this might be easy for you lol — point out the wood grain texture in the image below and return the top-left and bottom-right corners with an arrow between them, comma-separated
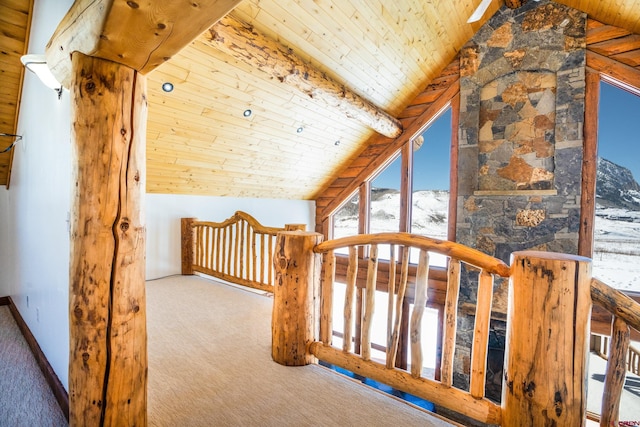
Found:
0,0 -> 32,187
503,251 -> 592,426
578,71 -> 599,257
309,342 -> 502,425
469,270 -> 493,399
45,0 -> 243,86
600,317 -> 630,427
69,53 -> 147,426
271,231 -> 323,366
181,218 -> 196,275
207,16 -> 402,138
315,232 -> 511,277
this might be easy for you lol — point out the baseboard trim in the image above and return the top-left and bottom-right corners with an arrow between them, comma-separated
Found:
6,297 -> 69,421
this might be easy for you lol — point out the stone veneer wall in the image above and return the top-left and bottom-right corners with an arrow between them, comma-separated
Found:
453,0 -> 586,403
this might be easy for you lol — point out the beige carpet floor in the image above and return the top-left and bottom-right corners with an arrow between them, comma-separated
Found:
146,275 -> 454,427
0,306 -> 67,426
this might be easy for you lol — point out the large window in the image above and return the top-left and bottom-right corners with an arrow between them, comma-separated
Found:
593,82 -> 640,293
410,107 -> 452,266
370,155 -> 402,234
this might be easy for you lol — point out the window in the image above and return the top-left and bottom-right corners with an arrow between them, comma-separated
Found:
592,82 -> 640,293
410,107 -> 452,267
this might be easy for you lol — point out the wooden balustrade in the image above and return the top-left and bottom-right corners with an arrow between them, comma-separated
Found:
589,278 -> 640,427
268,231 -> 640,426
181,212 -> 305,292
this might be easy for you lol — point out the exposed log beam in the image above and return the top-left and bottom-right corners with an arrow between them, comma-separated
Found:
206,16 -> 403,139
45,0 -> 243,87
318,78 -> 459,219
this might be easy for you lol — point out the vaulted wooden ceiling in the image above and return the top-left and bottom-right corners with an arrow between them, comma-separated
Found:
2,0 -> 640,198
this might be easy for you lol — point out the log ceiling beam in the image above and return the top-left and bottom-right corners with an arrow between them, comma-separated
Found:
45,0 -> 243,88
206,16 -> 403,139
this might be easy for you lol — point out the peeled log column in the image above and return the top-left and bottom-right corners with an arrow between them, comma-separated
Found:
69,53 -> 147,426
503,251 -> 592,426
207,16 -> 403,138
272,231 -> 323,366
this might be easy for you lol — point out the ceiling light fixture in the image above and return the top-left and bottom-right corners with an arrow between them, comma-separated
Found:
162,82 -> 174,92
334,140 -> 341,146
243,109 -> 252,117
296,127 -> 304,133
20,54 -> 63,99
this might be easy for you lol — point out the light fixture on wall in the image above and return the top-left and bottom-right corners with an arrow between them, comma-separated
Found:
20,54 -> 63,99
0,133 -> 23,153
467,0 -> 541,23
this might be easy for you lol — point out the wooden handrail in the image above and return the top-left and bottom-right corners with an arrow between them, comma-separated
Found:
314,233 -> 511,277
181,211 -> 305,292
591,278 -> 640,333
311,232 -> 504,424
271,231 -> 639,427
589,278 -> 640,427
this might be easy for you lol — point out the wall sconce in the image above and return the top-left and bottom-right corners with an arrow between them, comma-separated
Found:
1,133 -> 23,153
20,54 -> 63,99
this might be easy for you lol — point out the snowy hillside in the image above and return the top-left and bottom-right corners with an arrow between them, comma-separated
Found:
333,157 -> 640,292
593,158 -> 640,292
335,189 -> 449,239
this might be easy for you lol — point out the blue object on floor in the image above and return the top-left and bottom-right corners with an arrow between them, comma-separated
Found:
319,361 -> 436,412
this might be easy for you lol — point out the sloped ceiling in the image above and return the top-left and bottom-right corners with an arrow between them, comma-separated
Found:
0,0 -> 32,186
2,0 -> 640,199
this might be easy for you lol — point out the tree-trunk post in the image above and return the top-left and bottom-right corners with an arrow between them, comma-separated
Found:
69,52 -> 147,426
272,231 -> 323,366
181,218 -> 197,275
503,251 -> 592,426
284,224 -> 306,231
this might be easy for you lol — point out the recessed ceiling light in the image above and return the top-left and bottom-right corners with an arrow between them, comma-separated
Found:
243,109 -> 252,117
334,140 -> 341,146
161,82 -> 174,92
296,127 -> 304,133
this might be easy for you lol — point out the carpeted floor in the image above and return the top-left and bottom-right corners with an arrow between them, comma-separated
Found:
146,275 -> 454,426
0,306 -> 67,426
5,274 -> 637,425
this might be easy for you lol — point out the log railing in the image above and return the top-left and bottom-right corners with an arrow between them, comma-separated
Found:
271,231 -> 640,426
591,333 -> 640,377
590,278 -> 640,426
181,211 -> 305,292
310,233 -> 510,424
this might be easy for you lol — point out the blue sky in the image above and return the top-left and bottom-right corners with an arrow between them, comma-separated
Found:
373,108 -> 452,191
373,83 -> 640,191
599,82 -> 640,182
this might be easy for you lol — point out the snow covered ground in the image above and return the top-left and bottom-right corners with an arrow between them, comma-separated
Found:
593,207 -> 640,293
335,189 -> 640,293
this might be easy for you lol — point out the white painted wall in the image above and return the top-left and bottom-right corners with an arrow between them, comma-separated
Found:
146,194 -> 315,279
0,0 -> 316,392
0,0 -> 74,391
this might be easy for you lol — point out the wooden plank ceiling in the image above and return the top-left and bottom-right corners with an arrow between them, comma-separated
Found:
2,0 -> 640,198
0,0 -> 32,186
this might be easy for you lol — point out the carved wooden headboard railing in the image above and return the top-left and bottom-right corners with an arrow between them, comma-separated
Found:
181,211 -> 305,292
270,230 -> 640,426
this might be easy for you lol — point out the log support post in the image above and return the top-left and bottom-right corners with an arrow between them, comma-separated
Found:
503,251 -> 592,426
272,231 -> 323,366
284,224 -> 307,231
181,218 -> 197,275
69,52 -> 147,426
